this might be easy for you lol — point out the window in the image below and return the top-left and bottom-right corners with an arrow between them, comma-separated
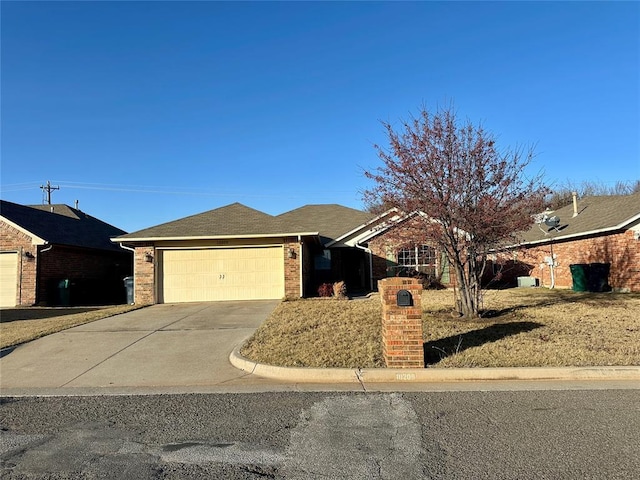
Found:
396,245 -> 437,276
314,249 -> 331,270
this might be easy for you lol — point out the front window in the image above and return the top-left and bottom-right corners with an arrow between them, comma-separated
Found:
396,245 -> 437,276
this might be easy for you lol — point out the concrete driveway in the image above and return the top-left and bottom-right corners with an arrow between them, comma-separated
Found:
0,301 -> 281,394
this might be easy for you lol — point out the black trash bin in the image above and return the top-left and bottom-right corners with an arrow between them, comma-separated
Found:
123,276 -> 134,304
588,263 -> 611,292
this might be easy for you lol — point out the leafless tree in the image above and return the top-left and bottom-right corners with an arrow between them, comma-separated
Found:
546,180 -> 640,210
365,104 -> 547,318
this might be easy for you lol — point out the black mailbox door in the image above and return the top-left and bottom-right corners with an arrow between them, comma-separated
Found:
397,289 -> 413,307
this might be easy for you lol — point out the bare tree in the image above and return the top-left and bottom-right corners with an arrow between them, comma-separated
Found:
365,105 -> 547,318
547,179 -> 640,210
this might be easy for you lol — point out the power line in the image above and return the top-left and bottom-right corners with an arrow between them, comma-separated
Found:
40,180 -> 60,205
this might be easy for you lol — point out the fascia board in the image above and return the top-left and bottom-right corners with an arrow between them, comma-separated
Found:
326,208 -> 401,247
501,213 -> 640,250
355,211 -> 422,244
111,232 -> 320,243
0,216 -> 47,245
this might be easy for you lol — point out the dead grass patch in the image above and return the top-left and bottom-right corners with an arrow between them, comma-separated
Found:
241,298 -> 384,368
241,289 -> 640,368
0,305 -> 143,349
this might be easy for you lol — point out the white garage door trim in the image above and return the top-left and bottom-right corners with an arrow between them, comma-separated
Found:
159,246 -> 285,303
0,251 -> 18,307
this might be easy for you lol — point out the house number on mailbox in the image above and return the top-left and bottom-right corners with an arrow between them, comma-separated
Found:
397,289 -> 413,307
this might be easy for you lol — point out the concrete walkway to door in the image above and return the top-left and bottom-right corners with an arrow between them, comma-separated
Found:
0,301 -> 284,395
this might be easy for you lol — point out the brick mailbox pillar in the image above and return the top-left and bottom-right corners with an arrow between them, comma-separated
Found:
379,277 -> 424,368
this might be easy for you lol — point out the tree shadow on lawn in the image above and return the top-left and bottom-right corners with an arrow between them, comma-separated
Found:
476,290 -> 637,318
0,307 -> 102,323
423,321 -> 543,366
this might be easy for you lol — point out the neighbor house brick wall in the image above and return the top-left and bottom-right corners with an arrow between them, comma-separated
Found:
134,245 -> 156,304
284,239 -> 301,299
37,245 -> 131,305
0,221 -> 37,305
379,277 -> 424,368
508,230 -> 640,292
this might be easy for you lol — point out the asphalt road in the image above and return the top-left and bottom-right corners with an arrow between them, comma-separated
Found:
1,389 -> 638,479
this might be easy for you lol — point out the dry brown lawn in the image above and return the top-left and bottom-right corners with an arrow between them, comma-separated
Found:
241,289 -> 640,368
0,305 -> 142,349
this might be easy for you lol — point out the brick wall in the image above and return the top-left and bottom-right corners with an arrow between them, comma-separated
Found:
133,245 -> 156,305
369,229 -> 452,288
498,230 -> 640,292
0,221 -> 37,305
379,277 -> 424,368
1,220 -> 132,305
284,239 -> 301,299
38,245 -> 131,305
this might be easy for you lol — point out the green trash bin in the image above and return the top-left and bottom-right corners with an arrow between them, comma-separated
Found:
569,264 -> 589,292
58,279 -> 71,306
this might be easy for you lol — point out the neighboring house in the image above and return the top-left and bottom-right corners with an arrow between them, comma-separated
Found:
488,193 -> 640,292
113,202 -> 454,305
0,200 -> 132,307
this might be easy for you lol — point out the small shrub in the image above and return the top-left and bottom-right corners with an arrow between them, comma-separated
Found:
333,281 -> 347,299
318,283 -> 334,297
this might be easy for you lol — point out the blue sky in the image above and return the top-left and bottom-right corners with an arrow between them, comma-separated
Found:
2,1 -> 638,233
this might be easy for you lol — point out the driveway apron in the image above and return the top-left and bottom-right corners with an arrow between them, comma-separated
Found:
0,301 -> 278,390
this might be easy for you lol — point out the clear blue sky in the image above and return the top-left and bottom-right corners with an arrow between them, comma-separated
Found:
2,1 -> 638,233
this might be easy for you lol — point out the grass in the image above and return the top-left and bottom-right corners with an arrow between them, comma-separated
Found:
241,289 -> 640,368
0,304 -> 143,349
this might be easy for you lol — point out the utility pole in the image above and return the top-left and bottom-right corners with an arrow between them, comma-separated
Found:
40,180 -> 60,205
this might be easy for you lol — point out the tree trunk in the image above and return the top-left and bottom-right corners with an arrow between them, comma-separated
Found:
451,254 -> 482,318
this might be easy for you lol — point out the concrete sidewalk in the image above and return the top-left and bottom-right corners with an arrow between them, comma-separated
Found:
1,300 -> 639,396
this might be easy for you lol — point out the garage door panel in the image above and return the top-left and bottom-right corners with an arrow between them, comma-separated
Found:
0,252 -> 18,307
160,247 -> 285,303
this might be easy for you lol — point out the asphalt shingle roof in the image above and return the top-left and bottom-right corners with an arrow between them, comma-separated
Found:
1,200 -> 127,251
116,202 -> 316,241
517,193 -> 640,245
276,204 -> 376,245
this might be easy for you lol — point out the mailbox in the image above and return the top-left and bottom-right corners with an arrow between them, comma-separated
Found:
396,289 -> 413,307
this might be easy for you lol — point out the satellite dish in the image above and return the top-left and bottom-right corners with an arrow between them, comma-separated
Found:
535,214 -> 561,235
544,216 -> 560,228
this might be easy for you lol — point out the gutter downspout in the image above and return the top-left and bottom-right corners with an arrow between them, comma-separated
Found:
118,243 -> 135,254
549,243 -> 556,289
355,241 -> 374,291
298,235 -> 303,298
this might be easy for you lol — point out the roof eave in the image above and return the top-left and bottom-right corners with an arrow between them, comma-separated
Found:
503,215 -> 640,249
0,216 -> 47,245
325,208 -> 400,247
112,232 -> 320,243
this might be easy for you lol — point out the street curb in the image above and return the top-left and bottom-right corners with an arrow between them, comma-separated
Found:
230,346 -> 640,383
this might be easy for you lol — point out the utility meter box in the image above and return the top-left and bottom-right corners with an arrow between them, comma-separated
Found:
396,289 -> 413,307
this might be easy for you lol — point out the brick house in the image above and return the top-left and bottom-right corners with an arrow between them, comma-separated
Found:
113,202 -> 454,305
0,200 -> 132,307
487,193 -> 640,292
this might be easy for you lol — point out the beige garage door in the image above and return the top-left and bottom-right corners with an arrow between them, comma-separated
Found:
159,246 -> 285,303
0,252 -> 18,307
